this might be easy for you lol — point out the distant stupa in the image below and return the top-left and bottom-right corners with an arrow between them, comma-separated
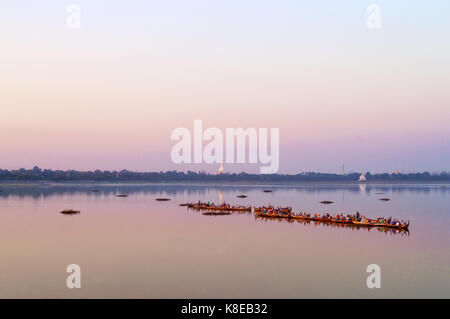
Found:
358,173 -> 367,183
217,162 -> 224,175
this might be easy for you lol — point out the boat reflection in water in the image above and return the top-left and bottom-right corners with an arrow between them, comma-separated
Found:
186,207 -> 252,216
202,210 -> 232,216
254,215 -> 410,236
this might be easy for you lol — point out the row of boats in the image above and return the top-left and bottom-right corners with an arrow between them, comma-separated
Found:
187,202 -> 410,230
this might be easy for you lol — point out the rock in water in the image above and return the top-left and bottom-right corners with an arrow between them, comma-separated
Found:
60,209 -> 80,215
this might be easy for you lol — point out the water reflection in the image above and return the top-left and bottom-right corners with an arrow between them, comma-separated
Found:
254,215 -> 410,236
0,182 -> 448,298
0,182 -> 448,199
359,183 -> 366,193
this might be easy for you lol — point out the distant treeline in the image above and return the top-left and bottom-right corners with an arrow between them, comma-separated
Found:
0,166 -> 449,182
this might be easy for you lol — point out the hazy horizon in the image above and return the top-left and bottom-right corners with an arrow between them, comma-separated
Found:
1,1 -> 449,174
1,165 -> 448,176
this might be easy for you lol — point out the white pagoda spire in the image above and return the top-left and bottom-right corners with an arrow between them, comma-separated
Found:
358,173 -> 366,182
217,162 -> 224,175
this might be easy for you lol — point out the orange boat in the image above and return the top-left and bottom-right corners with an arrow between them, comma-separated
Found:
291,215 -> 315,221
257,212 -> 409,230
254,206 -> 292,216
255,211 -> 290,218
372,222 -> 409,229
331,218 -> 354,224
352,219 -> 409,230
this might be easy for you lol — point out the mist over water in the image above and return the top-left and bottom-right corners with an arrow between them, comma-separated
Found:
0,183 -> 449,298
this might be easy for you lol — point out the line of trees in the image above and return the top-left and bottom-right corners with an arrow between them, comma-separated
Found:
0,166 -> 448,182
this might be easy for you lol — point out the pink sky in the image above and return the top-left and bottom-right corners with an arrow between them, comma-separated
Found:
1,1 -> 449,173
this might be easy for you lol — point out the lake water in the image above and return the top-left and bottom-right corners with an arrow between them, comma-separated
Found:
0,183 -> 449,298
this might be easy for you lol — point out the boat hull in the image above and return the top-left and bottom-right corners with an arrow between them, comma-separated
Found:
256,213 -> 409,230
352,221 -> 408,230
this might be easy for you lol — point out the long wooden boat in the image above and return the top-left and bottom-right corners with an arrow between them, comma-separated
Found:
314,217 -> 333,222
254,207 -> 292,213
256,212 -> 409,230
331,218 -> 354,224
352,220 -> 373,227
257,212 -> 343,223
255,211 -> 290,218
372,222 -> 409,229
190,205 -> 251,212
291,215 -> 315,221
352,220 -> 409,229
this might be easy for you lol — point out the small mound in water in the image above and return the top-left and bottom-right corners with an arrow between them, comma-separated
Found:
179,203 -> 189,206
116,194 -> 129,197
202,211 -> 231,216
91,189 -> 100,192
375,192 -> 384,194
60,209 -> 80,215
155,198 -> 170,201
320,201 -> 334,204
263,190 -> 272,193
237,195 -> 247,198
379,198 -> 391,201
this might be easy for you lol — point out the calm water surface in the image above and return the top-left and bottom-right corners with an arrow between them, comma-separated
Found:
0,183 -> 449,298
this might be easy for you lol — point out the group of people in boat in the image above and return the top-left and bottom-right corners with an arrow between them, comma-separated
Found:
359,216 -> 406,226
187,201 -> 409,228
351,211 -> 406,226
254,207 -> 409,228
255,205 -> 292,215
189,201 -> 250,210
